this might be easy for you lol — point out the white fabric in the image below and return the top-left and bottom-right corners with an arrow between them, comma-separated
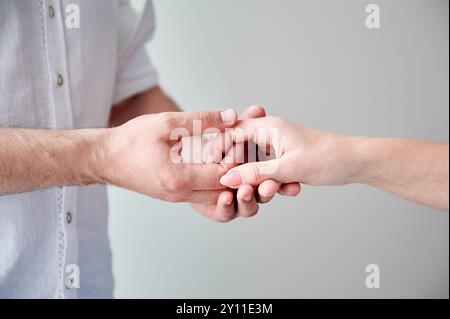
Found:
0,0 -> 158,298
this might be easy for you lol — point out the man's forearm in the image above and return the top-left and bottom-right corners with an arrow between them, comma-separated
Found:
350,137 -> 449,211
1,86 -> 180,196
0,128 -> 107,195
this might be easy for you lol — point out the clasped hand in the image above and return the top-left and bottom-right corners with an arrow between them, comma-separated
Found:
103,106 -> 301,222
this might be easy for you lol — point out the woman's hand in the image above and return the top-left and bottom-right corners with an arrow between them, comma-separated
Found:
218,116 -> 362,188
219,116 -> 449,212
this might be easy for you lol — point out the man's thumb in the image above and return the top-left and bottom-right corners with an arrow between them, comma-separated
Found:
173,109 -> 237,134
219,160 -> 279,188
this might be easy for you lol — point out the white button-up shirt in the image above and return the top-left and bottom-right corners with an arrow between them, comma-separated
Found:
0,0 -> 158,298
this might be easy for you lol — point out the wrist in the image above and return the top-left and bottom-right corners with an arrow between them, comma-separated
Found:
344,136 -> 381,185
71,128 -> 112,185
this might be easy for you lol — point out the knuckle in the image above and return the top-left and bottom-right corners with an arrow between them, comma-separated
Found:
157,113 -> 175,131
247,165 -> 262,185
214,209 -> 236,223
258,195 -> 273,204
241,205 -> 259,218
265,115 -> 283,126
161,192 -> 180,203
169,194 -> 184,203
169,179 -> 186,193
199,111 -> 215,128
160,175 -> 187,194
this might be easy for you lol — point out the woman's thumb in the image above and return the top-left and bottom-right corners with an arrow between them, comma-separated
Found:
219,160 -> 280,188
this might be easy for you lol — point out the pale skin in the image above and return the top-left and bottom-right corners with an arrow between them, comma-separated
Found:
111,88 -> 300,220
0,87 -> 299,222
219,116 -> 449,212
2,87 -> 446,213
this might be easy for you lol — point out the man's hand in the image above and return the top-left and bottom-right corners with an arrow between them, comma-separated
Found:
0,109 -> 238,204
102,110 -> 238,204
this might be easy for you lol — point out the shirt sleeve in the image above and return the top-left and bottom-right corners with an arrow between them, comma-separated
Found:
113,0 -> 158,104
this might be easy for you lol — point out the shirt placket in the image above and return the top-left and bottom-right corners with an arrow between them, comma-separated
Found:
44,0 -> 79,299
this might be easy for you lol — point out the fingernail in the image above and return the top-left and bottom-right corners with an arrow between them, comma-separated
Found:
220,109 -> 235,124
225,198 -> 233,206
243,193 -> 252,202
220,171 -> 242,187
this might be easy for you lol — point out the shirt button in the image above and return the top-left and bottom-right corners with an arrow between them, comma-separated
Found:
57,74 -> 64,86
49,6 -> 55,18
65,277 -> 75,289
66,211 -> 72,224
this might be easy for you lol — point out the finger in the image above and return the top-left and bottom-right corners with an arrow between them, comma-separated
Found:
204,131 -> 234,163
190,191 -> 237,222
256,179 -> 280,203
220,142 -> 247,167
236,185 -> 259,218
242,106 -> 269,160
279,182 -> 301,196
241,105 -> 266,119
213,191 -> 238,222
181,131 -> 234,164
200,105 -> 267,163
219,159 -> 280,188
184,162 -> 233,190
181,141 -> 242,190
168,109 -> 237,135
229,120 -> 275,150
220,143 -> 242,168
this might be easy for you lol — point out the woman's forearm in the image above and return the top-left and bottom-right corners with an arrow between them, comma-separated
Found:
349,137 -> 449,211
220,117 -> 448,212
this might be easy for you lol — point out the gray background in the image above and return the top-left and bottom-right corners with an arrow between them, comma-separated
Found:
108,0 -> 449,298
